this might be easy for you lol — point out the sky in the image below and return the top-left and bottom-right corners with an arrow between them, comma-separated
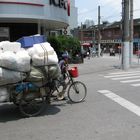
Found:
75,0 -> 140,25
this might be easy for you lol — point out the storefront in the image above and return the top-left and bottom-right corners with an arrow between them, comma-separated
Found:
0,0 -> 70,41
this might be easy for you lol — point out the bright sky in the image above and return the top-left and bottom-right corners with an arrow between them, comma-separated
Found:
75,0 -> 140,25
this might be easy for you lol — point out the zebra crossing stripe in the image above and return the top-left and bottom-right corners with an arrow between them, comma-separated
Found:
104,72 -> 140,78
108,71 -> 140,75
112,75 -> 140,80
121,79 -> 140,83
98,90 -> 140,117
131,83 -> 140,87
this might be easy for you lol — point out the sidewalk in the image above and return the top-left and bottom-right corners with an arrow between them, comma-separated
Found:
70,54 -> 140,75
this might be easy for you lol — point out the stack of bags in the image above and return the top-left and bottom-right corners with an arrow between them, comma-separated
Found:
26,42 -> 61,81
0,41 -> 61,102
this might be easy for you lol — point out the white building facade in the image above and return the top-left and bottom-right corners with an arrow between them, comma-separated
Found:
0,0 -> 71,41
67,0 -> 78,35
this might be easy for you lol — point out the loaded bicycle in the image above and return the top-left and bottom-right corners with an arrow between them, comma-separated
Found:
0,57 -> 87,117
0,40 -> 87,117
49,64 -> 87,103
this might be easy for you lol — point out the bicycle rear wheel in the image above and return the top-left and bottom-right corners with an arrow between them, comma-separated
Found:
67,81 -> 87,103
19,95 -> 46,117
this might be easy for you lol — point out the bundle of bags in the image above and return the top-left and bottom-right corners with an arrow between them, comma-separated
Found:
0,87 -> 9,102
0,40 -> 61,102
27,42 -> 58,66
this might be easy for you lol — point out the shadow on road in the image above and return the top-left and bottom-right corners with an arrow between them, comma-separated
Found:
0,102 -> 68,122
0,99 -> 75,122
0,104 -> 21,122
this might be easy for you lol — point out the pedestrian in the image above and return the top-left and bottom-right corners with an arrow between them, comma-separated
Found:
87,48 -> 91,59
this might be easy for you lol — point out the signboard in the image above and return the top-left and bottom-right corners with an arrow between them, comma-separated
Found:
50,0 -> 67,9
49,0 -> 70,16
101,39 -> 121,43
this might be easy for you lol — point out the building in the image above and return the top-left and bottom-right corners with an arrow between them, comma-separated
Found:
0,0 -> 75,41
68,0 -> 78,31
73,19 -> 140,53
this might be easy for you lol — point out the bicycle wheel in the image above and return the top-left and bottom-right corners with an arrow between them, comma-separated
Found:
67,81 -> 87,103
19,95 -> 46,117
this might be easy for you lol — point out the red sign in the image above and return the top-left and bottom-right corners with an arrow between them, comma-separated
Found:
67,0 -> 70,16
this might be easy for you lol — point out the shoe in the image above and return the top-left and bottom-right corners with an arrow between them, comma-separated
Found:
57,91 -> 66,100
57,94 -> 64,100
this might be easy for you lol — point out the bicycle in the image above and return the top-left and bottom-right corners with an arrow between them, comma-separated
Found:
50,63 -> 87,103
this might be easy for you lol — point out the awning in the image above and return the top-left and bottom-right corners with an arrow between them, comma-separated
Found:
81,43 -> 91,47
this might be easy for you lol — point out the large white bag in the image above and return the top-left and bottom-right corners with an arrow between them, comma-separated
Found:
16,50 -> 31,72
27,42 -> 53,57
0,67 -> 26,86
0,50 -> 31,72
32,51 -> 58,66
0,87 -> 9,102
27,42 -> 58,66
0,51 -> 17,70
0,41 -> 21,53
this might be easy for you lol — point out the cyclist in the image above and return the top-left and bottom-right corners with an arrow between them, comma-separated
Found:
55,52 -> 69,100
59,53 -> 69,77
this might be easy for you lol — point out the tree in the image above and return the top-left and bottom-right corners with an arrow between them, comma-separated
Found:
48,35 -> 81,58
47,36 -> 62,55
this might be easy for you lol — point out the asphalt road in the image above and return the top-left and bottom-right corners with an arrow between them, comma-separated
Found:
1,54 -> 140,140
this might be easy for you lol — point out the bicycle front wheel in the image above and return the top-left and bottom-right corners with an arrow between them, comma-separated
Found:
67,81 -> 87,103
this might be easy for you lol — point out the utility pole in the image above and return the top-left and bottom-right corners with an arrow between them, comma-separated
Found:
80,22 -> 84,55
121,0 -> 124,66
129,0 -> 133,66
93,27 -> 96,47
98,6 -> 101,57
122,0 -> 130,70
80,22 -> 83,44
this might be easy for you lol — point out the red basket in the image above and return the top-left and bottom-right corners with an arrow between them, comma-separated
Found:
68,67 -> 79,78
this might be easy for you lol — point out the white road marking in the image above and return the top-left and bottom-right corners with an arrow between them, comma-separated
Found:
104,72 -> 140,78
112,75 -> 140,80
121,79 -> 140,83
108,71 -> 140,75
131,83 -> 140,87
98,90 -> 140,117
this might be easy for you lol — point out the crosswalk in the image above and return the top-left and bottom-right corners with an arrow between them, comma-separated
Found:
98,90 -> 140,117
104,70 -> 140,87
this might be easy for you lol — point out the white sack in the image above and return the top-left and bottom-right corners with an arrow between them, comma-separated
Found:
27,42 -> 53,57
0,67 -> 26,86
32,51 -> 58,66
0,51 -> 17,70
16,50 -> 31,72
27,42 -> 58,66
0,41 -> 21,53
0,87 -> 9,102
0,51 -> 31,72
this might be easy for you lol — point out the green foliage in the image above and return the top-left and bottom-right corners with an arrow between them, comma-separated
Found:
48,35 -> 81,57
47,36 -> 62,55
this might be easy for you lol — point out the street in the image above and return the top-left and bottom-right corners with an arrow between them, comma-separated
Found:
1,54 -> 140,140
